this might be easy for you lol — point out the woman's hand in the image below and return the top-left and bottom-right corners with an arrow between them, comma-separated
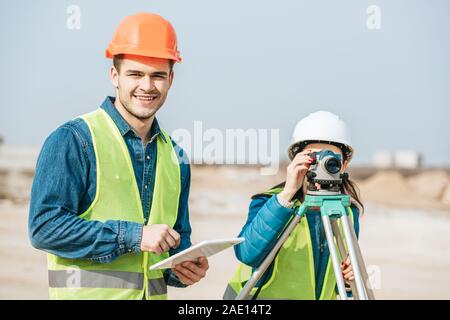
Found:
341,256 -> 355,284
278,149 -> 313,202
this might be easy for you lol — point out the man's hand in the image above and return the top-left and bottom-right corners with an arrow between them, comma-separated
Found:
172,256 -> 209,286
140,224 -> 180,255
341,256 -> 354,284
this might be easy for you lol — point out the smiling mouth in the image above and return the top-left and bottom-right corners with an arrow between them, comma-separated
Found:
133,94 -> 159,102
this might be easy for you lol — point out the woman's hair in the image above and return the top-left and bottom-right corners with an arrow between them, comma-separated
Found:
252,178 -> 364,216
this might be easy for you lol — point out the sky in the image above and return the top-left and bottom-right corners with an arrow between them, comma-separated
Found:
0,0 -> 449,166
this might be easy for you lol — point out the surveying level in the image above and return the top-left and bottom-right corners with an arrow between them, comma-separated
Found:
236,150 -> 375,300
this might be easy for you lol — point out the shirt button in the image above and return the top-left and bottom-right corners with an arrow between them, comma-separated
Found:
144,185 -> 148,189
146,155 -> 150,160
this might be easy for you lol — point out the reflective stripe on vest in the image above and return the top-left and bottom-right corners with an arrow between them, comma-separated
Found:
47,108 -> 181,300
48,269 -> 167,296
224,188 -> 353,300
48,270 -> 144,290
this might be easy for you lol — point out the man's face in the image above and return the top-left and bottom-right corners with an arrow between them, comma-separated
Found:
110,54 -> 174,120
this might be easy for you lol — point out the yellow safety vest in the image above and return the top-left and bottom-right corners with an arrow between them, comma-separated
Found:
224,188 -> 354,300
47,108 -> 181,300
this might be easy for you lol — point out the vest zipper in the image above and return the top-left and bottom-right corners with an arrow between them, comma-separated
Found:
141,142 -> 148,225
141,141 -> 149,299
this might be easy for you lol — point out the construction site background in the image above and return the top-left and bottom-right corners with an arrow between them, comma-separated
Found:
1,146 -> 450,299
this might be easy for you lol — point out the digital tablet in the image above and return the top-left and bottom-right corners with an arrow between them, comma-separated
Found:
149,237 -> 245,270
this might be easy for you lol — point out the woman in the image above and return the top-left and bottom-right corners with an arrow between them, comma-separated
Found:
224,111 -> 363,300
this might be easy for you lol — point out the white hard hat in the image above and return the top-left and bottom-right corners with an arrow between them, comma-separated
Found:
287,111 -> 354,162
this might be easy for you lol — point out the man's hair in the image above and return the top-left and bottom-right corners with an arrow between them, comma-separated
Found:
113,54 -> 174,74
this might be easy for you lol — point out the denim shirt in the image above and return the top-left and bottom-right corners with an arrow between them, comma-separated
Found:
28,96 -> 191,287
234,194 -> 360,299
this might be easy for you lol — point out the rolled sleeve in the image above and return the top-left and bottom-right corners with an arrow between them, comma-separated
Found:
119,221 -> 143,254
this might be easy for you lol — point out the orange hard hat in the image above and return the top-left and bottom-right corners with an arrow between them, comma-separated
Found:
105,12 -> 182,63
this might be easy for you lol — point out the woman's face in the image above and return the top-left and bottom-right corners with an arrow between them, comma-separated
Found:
302,142 -> 349,171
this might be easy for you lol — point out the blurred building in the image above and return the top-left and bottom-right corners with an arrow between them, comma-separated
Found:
394,150 -> 423,169
373,151 -> 394,168
373,150 -> 422,169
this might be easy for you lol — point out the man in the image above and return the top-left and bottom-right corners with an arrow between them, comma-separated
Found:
28,12 -> 209,300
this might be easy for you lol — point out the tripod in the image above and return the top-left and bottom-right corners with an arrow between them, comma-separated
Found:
235,193 -> 375,300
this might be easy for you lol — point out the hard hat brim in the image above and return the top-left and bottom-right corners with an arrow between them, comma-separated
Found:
105,46 -> 182,63
288,140 -> 354,162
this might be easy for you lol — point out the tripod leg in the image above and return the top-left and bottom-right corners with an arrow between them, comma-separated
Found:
321,215 -> 348,300
348,221 -> 376,300
330,218 -> 359,300
339,214 -> 368,300
235,214 -> 303,300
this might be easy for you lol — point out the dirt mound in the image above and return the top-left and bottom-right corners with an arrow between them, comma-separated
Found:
442,185 -> 450,206
358,171 -> 447,210
406,171 -> 449,200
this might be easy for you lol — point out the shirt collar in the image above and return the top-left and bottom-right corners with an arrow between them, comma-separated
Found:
100,96 -> 167,143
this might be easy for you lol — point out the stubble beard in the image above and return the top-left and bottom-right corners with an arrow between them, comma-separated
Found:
118,91 -> 166,121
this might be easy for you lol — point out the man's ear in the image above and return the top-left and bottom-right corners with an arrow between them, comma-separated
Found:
110,66 -> 119,89
169,70 -> 174,87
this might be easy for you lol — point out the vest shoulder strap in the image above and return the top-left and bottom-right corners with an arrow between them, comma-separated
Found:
261,187 -> 283,196
262,187 -> 302,208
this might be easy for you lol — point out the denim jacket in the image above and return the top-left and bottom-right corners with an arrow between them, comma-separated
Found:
234,194 -> 360,299
29,96 -> 191,287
